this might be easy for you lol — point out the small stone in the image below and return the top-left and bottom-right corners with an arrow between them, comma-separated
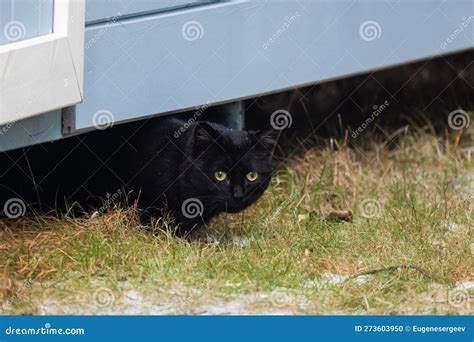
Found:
355,275 -> 374,285
456,280 -> 474,290
431,239 -> 446,248
322,272 -> 348,284
441,221 -> 464,232
232,236 -> 254,247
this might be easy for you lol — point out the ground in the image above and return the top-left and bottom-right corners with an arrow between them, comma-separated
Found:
0,126 -> 473,315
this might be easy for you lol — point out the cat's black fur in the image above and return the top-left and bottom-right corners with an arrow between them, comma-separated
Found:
127,118 -> 276,233
0,117 -> 276,234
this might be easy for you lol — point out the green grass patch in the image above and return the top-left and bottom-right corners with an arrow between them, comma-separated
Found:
1,130 -> 472,314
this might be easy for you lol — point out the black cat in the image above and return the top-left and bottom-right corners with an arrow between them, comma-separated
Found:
0,117 -> 276,235
125,118 -> 276,233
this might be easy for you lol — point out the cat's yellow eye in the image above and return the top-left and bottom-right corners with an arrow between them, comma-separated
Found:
246,171 -> 258,182
214,170 -> 227,182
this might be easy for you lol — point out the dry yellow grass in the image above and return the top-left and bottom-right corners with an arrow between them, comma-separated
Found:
0,127 -> 473,315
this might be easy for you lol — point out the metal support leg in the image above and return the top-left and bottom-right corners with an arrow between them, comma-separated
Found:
222,101 -> 245,130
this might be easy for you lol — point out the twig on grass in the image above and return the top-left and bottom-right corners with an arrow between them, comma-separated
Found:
346,264 -> 434,282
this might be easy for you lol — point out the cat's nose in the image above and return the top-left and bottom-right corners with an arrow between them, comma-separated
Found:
233,185 -> 244,200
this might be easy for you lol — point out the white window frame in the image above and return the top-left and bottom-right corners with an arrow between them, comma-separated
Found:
0,0 -> 85,125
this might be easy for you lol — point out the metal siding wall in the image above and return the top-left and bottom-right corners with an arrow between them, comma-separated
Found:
1,0 -> 473,152
0,0 -> 54,45
75,0 -> 474,131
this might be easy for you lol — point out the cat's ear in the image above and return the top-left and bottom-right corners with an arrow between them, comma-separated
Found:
193,122 -> 220,153
254,129 -> 278,151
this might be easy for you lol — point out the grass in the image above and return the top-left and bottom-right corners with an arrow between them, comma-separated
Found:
0,126 -> 473,315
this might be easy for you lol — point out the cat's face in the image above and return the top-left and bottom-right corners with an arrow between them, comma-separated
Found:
181,122 -> 276,214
